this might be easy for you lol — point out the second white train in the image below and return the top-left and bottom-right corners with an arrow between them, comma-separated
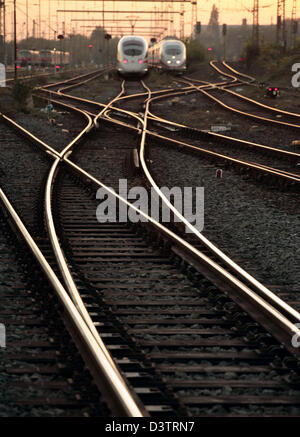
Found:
148,39 -> 186,73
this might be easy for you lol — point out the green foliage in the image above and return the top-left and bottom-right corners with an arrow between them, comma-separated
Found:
186,40 -> 207,64
242,40 -> 300,84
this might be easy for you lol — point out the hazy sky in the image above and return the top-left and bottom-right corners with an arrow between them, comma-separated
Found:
5,1 -> 299,40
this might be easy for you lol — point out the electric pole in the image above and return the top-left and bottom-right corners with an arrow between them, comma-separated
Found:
26,0 -> 28,39
14,0 -> 17,79
180,2 -> 184,39
0,0 -> 5,63
253,0 -> 259,47
277,0 -> 286,50
291,0 -> 297,48
191,0 -> 197,38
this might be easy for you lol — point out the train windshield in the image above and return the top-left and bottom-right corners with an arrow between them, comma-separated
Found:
123,44 -> 143,56
165,46 -> 182,55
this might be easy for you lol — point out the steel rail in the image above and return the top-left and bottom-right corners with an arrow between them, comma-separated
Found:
146,112 -> 300,162
63,155 -> 300,354
99,98 -> 300,182
187,75 -> 300,119
2,86 -> 300,398
0,185 -> 144,417
2,74 -> 146,414
42,106 -> 146,416
222,60 -> 256,82
43,76 -> 300,332
210,59 -> 255,84
179,78 -> 300,129
1,68 -> 81,87
221,86 -> 300,119
94,80 -> 126,128
136,80 -> 300,326
36,77 -> 300,339
39,79 -> 300,169
145,130 -> 300,182
1,105 -> 145,414
37,82 -> 300,177
102,110 -> 300,182
56,68 -> 113,94
38,68 -> 106,91
39,83 -> 142,127
113,84 -> 300,175
115,76 -> 239,104
50,80 -> 299,182
189,63 -> 300,120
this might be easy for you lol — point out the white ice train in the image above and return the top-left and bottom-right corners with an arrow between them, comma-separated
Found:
148,39 -> 186,73
117,36 -> 148,76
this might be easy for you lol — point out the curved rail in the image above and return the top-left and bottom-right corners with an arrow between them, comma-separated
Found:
41,98 -> 145,416
2,69 -> 300,414
35,74 -> 300,356
221,60 -> 256,82
179,78 -> 300,129
210,59 -> 255,83
38,74 -> 300,175
0,185 -> 144,417
191,62 -> 300,120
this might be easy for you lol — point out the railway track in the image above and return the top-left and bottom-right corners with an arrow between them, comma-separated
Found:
0,67 -> 300,417
183,61 -> 300,129
37,72 -> 300,189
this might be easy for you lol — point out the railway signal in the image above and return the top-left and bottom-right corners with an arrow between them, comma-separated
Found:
266,86 -> 279,97
57,35 -> 64,69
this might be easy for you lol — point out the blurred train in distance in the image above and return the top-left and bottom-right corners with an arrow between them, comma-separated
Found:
39,50 -> 70,67
148,39 -> 186,74
17,49 -> 40,67
117,36 -> 148,76
16,49 -> 70,67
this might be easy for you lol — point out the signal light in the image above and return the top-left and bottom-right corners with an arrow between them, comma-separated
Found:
55,65 -> 60,69
266,86 -> 279,97
16,65 -> 20,69
123,59 -> 128,64
138,59 -> 143,64
88,44 -> 93,48
208,47 -> 212,51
